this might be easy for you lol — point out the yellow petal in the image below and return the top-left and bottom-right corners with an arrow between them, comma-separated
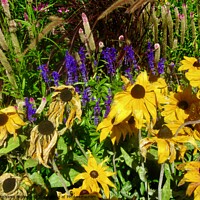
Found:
157,139 -> 170,164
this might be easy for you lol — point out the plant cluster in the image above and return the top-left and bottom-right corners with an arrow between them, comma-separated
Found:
0,0 -> 200,200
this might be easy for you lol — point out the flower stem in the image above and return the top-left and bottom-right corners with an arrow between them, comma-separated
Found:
51,159 -> 71,196
75,136 -> 88,158
158,163 -> 165,200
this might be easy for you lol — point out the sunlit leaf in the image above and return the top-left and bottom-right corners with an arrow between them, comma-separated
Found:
49,173 -> 70,188
24,158 -> 39,169
120,147 -> 133,168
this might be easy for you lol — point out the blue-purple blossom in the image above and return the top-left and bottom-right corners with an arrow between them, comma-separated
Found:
78,47 -> 88,83
124,67 -> 133,83
157,58 -> 165,74
102,47 -> 117,76
52,71 -> 59,86
25,97 -> 36,122
147,42 -> 155,74
104,89 -> 112,118
124,45 -> 138,69
38,64 -> 49,83
82,87 -> 91,106
65,51 -> 78,85
94,98 -> 101,125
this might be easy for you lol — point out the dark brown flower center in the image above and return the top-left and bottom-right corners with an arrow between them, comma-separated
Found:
2,178 -> 16,193
80,190 -> 89,195
0,113 -> 8,126
193,61 -> 200,68
90,170 -> 99,178
60,88 -> 73,102
128,116 -> 135,124
177,100 -> 189,110
131,84 -> 145,99
111,117 -> 115,124
157,125 -> 173,139
38,120 -> 55,135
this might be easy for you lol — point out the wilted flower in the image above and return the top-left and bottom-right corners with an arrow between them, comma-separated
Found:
28,119 -> 58,168
0,106 -> 25,146
48,85 -> 82,129
0,173 -> 29,197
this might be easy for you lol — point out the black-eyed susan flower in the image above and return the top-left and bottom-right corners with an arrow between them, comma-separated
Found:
28,119 -> 58,168
177,161 -> 200,200
48,85 -> 82,129
69,185 -> 101,198
161,86 -> 199,122
112,71 -> 157,129
97,113 -> 138,144
178,56 -> 200,71
0,173 -> 28,197
73,152 -> 116,198
140,125 -> 198,164
0,106 -> 25,146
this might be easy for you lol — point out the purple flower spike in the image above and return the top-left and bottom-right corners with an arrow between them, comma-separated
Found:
65,51 -> 78,85
94,98 -> 101,125
38,64 -> 49,83
147,42 -> 155,74
124,45 -> 138,69
158,58 -> 165,74
102,47 -> 117,76
25,97 -> 36,122
104,89 -> 112,118
82,87 -> 91,106
52,71 -> 59,86
78,47 -> 88,83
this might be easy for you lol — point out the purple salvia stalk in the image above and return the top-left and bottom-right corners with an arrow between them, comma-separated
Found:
78,47 -> 88,83
104,89 -> 112,118
82,87 -> 91,106
52,71 -> 59,86
25,97 -> 36,122
147,42 -> 155,74
65,51 -> 78,85
94,98 -> 101,125
38,64 -> 49,83
124,45 -> 137,69
157,58 -> 165,74
102,47 -> 117,76
124,67 -> 133,83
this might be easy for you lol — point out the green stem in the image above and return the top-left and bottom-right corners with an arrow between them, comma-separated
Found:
158,163 -> 165,200
75,137 -> 88,159
51,159 -> 71,196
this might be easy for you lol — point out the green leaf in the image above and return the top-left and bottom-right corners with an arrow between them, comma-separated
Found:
162,177 -> 172,200
0,135 -> 27,156
29,172 -> 47,190
136,166 -> 147,182
120,147 -> 133,168
57,136 -> 67,155
24,158 -> 38,169
49,173 -> 70,188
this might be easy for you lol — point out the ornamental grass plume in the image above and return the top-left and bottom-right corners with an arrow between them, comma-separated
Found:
73,151 -> 116,198
0,106 -> 25,146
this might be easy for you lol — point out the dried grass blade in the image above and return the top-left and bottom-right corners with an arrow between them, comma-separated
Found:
0,28 -> 8,51
23,16 -> 65,55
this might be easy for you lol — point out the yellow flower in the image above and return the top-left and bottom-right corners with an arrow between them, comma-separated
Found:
70,185 -> 101,198
73,152 -> 116,198
28,119 -> 58,168
177,161 -> 200,200
97,113 -> 138,144
178,56 -> 200,71
161,86 -> 199,122
48,85 -> 82,129
0,106 -> 25,146
0,173 -> 28,197
185,69 -> 200,98
112,71 -> 157,129
140,125 -> 198,164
